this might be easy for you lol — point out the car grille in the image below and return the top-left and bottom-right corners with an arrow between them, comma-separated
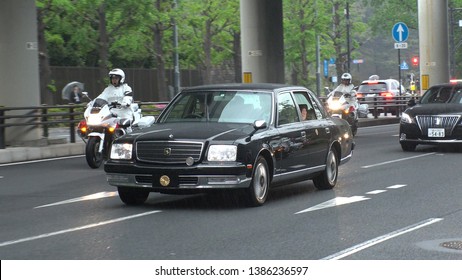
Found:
416,115 -> 461,135
136,141 -> 204,164
135,175 -> 199,185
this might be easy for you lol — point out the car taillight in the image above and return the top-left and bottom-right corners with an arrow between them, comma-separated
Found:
356,93 -> 364,98
380,91 -> 394,99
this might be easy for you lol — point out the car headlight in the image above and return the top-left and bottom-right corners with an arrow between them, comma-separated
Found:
400,112 -> 413,124
207,145 -> 237,161
110,143 -> 133,160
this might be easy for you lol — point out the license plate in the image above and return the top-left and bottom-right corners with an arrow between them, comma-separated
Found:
428,128 -> 445,137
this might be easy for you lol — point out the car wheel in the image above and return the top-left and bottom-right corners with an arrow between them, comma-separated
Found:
118,187 -> 149,205
245,156 -> 269,206
401,142 -> 417,152
313,147 -> 338,190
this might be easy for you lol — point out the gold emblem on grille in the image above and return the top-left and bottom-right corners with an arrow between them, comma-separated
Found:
160,175 -> 170,187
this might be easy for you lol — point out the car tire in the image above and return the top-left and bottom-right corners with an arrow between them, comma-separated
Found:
85,137 -> 103,169
313,147 -> 338,190
118,187 -> 149,205
245,156 -> 269,207
400,142 -> 417,152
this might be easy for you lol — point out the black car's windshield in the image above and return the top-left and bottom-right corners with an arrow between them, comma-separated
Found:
420,86 -> 462,104
159,90 -> 272,124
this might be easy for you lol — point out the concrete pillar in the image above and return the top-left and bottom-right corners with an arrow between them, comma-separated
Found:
240,0 -> 284,83
0,0 -> 41,144
418,0 -> 450,90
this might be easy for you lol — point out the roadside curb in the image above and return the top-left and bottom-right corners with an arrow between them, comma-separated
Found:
0,142 -> 85,164
359,117 -> 400,127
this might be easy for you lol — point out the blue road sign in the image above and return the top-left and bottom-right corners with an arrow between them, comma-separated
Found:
392,22 -> 409,42
323,59 -> 328,77
400,60 -> 409,70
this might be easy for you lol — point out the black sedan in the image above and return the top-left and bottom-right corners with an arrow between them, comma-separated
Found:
105,83 -> 355,206
399,82 -> 462,151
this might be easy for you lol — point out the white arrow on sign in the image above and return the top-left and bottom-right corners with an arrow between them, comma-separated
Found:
294,196 -> 370,214
396,24 -> 405,42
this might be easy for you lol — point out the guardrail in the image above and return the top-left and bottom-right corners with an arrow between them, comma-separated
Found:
0,96 -> 419,149
0,102 -> 168,149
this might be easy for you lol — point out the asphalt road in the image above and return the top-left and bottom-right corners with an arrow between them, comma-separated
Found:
1,124 -> 461,260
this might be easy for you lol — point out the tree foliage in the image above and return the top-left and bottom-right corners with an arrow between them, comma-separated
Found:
37,0 -> 462,99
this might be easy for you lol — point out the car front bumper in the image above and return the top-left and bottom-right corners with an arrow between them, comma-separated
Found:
399,122 -> 462,144
105,162 -> 251,191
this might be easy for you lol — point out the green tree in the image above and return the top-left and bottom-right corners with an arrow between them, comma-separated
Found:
178,0 -> 240,84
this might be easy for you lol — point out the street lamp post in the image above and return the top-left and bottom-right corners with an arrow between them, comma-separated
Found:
172,0 -> 180,97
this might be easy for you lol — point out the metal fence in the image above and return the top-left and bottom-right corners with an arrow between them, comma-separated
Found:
319,95 -> 419,118
0,102 -> 168,149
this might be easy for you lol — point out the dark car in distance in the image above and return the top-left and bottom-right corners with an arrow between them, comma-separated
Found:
399,82 -> 462,151
104,83 -> 355,206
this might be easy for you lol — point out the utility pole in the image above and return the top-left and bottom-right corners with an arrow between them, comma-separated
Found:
172,0 -> 181,97
346,1 -> 351,73
315,0 -> 321,96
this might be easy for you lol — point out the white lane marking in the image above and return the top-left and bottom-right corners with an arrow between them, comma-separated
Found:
387,184 -> 407,189
0,155 -> 84,167
321,218 -> 444,260
361,153 -> 436,169
366,190 -> 387,194
0,175 -> 3,179
295,196 -> 370,214
296,184 -> 407,214
35,191 -> 118,209
0,210 -> 162,247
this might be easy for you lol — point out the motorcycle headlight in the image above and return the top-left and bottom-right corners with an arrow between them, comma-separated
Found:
87,114 -> 102,125
400,112 -> 413,124
329,101 -> 342,111
207,145 -> 237,161
110,143 -> 133,160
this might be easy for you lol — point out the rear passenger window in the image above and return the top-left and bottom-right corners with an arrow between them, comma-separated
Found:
277,92 -> 299,125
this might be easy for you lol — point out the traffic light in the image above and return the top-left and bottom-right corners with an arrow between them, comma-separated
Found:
411,56 -> 419,66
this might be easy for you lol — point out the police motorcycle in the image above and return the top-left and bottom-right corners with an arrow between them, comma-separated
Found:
77,92 -> 155,168
326,89 -> 359,136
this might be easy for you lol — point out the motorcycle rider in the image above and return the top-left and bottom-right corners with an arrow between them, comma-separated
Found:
329,72 -> 358,108
96,68 -> 134,120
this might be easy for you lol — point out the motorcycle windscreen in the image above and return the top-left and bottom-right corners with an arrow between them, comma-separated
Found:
92,98 -> 109,108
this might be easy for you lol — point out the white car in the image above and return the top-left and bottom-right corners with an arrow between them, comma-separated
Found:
356,79 -> 408,117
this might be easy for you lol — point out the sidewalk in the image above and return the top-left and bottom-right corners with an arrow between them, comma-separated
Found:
0,116 -> 400,165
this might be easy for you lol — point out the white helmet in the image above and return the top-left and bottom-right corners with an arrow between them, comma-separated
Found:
341,72 -> 352,80
108,68 -> 125,85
